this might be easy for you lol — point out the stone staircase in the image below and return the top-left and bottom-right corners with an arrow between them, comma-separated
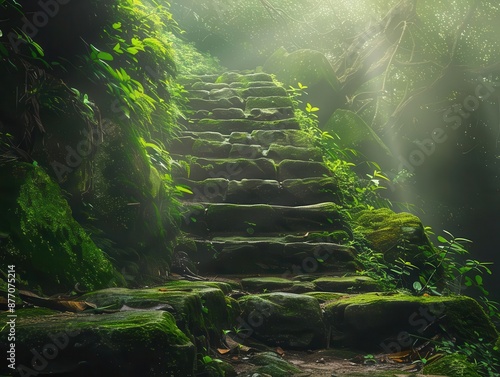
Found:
3,71 -> 493,377
173,71 -> 359,278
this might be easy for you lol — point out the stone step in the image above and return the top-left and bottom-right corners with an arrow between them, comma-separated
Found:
187,239 -> 357,274
187,86 -> 287,101
172,157 -> 277,181
171,138 -> 321,161
172,157 -> 331,181
229,80 -> 276,88
187,97 -> 244,111
216,71 -> 274,84
181,202 -> 344,236
239,276 -> 380,294
176,177 -> 341,205
245,96 -> 294,111
180,129 -> 312,148
184,118 -> 300,133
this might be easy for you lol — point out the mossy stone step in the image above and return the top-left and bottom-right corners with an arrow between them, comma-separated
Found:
80,281 -> 236,342
174,140 -> 321,162
246,96 -> 294,110
229,80 -> 276,88
188,239 -> 356,274
181,131 -> 226,142
173,158 -> 329,183
211,107 -> 247,119
281,178 -> 341,205
237,292 -> 327,349
0,309 -> 195,377
182,202 -> 344,235
188,98 -> 244,111
312,276 -> 381,293
216,71 -> 274,83
249,129 -> 312,147
226,179 -> 281,203
266,144 -> 323,161
249,107 -> 295,120
191,82 -> 228,90
172,157 -> 277,181
185,118 -> 300,133
176,177 -> 341,205
278,159 -> 332,180
187,89 -> 210,99
323,292 -> 498,351
240,86 -> 288,98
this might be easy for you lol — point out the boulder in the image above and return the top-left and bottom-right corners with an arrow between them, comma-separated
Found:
323,292 -> 498,351
0,309 -> 196,377
238,292 -> 326,349
0,163 -> 121,293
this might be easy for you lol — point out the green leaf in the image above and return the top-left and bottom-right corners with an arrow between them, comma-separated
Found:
175,185 -> 193,195
126,47 -> 139,55
475,275 -> 483,285
437,235 -> 448,243
112,22 -> 122,30
97,51 -> 114,61
413,281 -> 423,292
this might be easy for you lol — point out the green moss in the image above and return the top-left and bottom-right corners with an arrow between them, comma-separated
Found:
248,352 -> 302,376
241,277 -> 294,292
246,96 -> 294,110
353,208 -> 435,265
423,354 -> 481,377
303,292 -> 343,303
81,281 -> 238,347
313,276 -> 381,293
0,309 -> 196,376
216,72 -> 273,84
196,118 -> 299,133
324,293 -> 498,344
0,163 -> 121,292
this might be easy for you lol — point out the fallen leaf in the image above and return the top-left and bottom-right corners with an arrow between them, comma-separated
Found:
276,347 -> 285,356
217,348 -> 231,355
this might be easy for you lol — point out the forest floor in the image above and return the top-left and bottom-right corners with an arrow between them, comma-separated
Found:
228,347 -> 424,376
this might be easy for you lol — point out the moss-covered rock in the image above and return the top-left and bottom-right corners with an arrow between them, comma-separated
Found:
245,96 -> 294,110
81,280 -> 238,346
423,354 -> 481,377
241,86 -> 288,98
277,160 -> 332,180
238,292 -> 326,349
241,277 -> 295,292
313,276 -> 381,293
192,118 -> 300,133
251,129 -> 311,148
174,157 -> 277,181
0,309 -> 196,377
246,352 -> 302,377
226,179 -> 281,204
281,177 -> 341,205
0,163 -> 122,292
266,144 -> 323,161
303,291 -> 343,303
323,292 -> 498,351
216,72 -> 273,84
192,139 -> 232,158
353,208 -> 436,272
